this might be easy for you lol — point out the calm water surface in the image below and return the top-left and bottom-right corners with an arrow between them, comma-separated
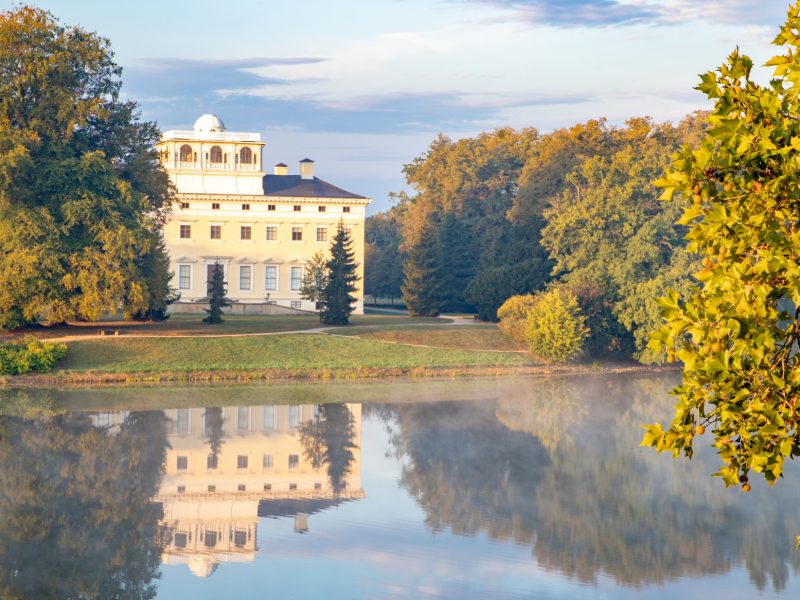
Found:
1,374 -> 799,599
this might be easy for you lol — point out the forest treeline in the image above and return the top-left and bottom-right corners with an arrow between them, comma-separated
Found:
365,114 -> 708,362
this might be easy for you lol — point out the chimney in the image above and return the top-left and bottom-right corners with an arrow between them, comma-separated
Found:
274,162 -> 288,176
299,158 -> 314,180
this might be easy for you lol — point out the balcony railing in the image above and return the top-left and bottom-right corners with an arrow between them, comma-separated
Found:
162,129 -> 261,142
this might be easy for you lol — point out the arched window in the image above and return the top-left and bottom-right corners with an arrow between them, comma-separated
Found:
210,146 -> 223,163
179,144 -> 193,162
240,147 -> 253,164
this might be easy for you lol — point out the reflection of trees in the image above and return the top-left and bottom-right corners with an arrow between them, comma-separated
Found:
0,410 -> 169,599
300,404 -> 358,495
382,375 -> 800,593
204,407 -> 225,460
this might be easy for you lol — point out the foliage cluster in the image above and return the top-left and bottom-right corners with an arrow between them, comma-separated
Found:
0,7 -> 173,330
643,2 -> 800,494
376,114 -> 705,358
321,222 -> 359,325
498,289 -> 588,363
0,337 -> 67,375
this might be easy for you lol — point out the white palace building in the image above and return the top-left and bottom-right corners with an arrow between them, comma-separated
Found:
157,114 -> 370,314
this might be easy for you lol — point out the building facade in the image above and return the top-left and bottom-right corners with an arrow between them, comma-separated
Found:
157,114 -> 370,314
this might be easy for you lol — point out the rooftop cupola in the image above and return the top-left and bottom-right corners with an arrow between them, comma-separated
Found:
299,158 -> 315,180
193,114 -> 226,133
274,163 -> 288,176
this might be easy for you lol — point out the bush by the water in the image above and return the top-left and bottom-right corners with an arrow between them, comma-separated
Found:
0,338 -> 68,375
498,288 -> 588,363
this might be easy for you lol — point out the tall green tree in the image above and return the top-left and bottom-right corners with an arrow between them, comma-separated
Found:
644,2 -> 800,497
401,218 -> 446,317
300,250 -> 329,311
321,222 -> 359,325
364,210 -> 404,305
203,262 -> 230,324
0,6 -> 172,329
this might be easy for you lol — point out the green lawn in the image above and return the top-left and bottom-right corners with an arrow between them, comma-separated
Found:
6,313 -> 451,340
337,324 -> 523,351
57,333 -> 533,373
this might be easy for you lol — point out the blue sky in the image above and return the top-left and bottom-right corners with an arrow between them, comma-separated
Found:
12,0 -> 793,212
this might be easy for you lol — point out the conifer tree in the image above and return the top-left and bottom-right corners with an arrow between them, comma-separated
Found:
402,219 -> 446,317
203,262 -> 230,324
321,222 -> 359,325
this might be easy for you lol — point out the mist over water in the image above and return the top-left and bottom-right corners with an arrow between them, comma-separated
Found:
0,374 -> 798,599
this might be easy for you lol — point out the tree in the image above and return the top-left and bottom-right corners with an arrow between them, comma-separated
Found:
0,7 -> 172,329
300,404 -> 359,496
300,251 -> 329,311
401,218 -> 446,317
321,222 -> 359,325
643,3 -> 800,495
203,262 -> 230,324
364,211 -> 404,305
522,287 -> 588,363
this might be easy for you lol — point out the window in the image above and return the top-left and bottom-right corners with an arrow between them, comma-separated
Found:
288,405 -> 301,428
179,145 -> 192,162
96,413 -> 111,427
291,300 -> 302,309
240,147 -> 253,164
242,203 -> 250,211
239,266 -> 252,291
210,225 -> 221,240
177,485 -> 186,494
288,454 -> 299,470
177,456 -> 188,470
262,405 -> 276,430
178,265 -> 191,290
264,266 -> 277,291
176,409 -> 190,433
345,227 -> 353,237
212,202 -> 220,210
179,224 -> 191,239
207,454 -> 218,469
210,145 -> 223,163
263,483 -> 272,491
291,227 -> 303,241
343,206 -> 351,213
180,202 -> 189,209
314,482 -> 322,491
237,406 -> 250,430
290,267 -> 302,291
293,205 -> 301,212
237,455 -> 248,469
289,483 -> 297,491
241,226 -> 252,240
316,228 -> 327,242
174,532 -> 188,548
266,226 -> 277,241
318,205 -> 326,212
234,530 -> 247,547
238,484 -> 246,492
207,485 -> 216,494
205,531 -> 217,547
268,204 -> 276,211
263,454 -> 273,469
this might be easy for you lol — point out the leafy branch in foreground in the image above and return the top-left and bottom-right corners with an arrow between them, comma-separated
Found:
643,2 -> 800,496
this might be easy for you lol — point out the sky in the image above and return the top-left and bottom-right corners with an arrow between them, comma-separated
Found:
9,0 -> 794,213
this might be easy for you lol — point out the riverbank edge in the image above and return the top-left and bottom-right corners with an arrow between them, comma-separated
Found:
0,363 -> 677,388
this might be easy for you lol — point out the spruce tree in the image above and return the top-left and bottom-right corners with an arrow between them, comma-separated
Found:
321,222 -> 359,325
402,220 -> 446,317
203,262 -> 230,324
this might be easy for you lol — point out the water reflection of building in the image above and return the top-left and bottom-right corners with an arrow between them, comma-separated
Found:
93,403 -> 364,578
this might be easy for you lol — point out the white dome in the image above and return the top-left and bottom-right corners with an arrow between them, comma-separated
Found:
193,114 -> 226,132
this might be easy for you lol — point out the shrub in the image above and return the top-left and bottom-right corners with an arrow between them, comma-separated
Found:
497,294 -> 538,344
0,338 -> 68,375
526,288 -> 588,363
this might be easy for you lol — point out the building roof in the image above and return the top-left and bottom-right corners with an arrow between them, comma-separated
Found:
194,114 -> 226,132
262,175 -> 367,200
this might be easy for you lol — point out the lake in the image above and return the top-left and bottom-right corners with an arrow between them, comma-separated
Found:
0,373 -> 798,599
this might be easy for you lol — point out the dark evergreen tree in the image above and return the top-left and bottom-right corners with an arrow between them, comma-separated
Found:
401,219 -> 446,317
321,222 -> 359,325
204,407 -> 225,462
300,404 -> 358,497
438,214 -> 475,312
203,262 -> 230,324
131,233 -> 179,321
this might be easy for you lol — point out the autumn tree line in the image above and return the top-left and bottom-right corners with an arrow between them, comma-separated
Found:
366,114 -> 708,362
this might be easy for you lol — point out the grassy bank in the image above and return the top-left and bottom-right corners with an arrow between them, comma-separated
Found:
337,324 -> 523,351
